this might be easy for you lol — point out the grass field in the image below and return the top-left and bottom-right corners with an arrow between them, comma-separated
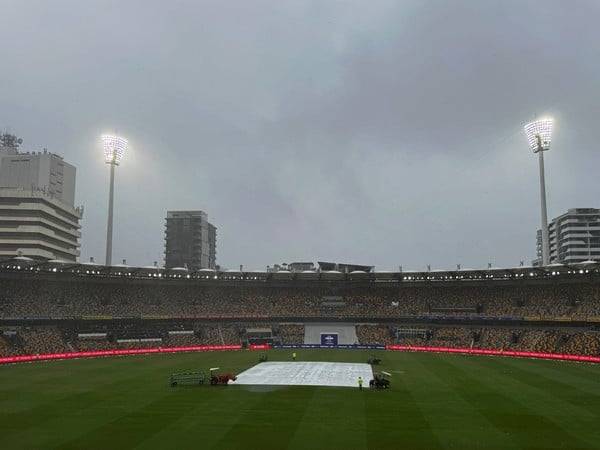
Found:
1,349 -> 600,449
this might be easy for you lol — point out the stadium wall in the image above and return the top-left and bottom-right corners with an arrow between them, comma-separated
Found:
3,343 -> 600,366
274,344 -> 385,350
0,345 -> 241,365
385,345 -> 600,363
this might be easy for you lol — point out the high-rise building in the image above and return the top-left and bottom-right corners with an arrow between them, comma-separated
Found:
534,208 -> 600,265
208,222 -> 217,270
164,210 -> 217,270
0,134 -> 82,261
0,188 -> 82,261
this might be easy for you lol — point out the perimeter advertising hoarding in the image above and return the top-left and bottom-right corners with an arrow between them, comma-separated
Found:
0,345 -> 242,365
273,344 -> 386,350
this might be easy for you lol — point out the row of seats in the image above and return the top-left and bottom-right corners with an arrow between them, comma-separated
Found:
2,323 -> 599,357
2,278 -> 600,320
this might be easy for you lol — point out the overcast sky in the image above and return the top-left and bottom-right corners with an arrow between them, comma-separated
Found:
1,0 -> 599,270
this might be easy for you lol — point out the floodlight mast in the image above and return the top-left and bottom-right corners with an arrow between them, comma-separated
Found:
524,118 -> 553,266
101,135 -> 127,266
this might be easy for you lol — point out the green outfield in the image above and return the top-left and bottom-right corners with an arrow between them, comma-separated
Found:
1,349 -> 600,449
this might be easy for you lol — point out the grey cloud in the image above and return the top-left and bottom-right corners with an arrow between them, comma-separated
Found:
1,0 -> 598,270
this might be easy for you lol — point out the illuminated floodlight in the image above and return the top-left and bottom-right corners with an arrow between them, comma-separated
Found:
524,118 -> 553,153
101,134 -> 128,165
101,133 -> 128,267
523,116 -> 556,266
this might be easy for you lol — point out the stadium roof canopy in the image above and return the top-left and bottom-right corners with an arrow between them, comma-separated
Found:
317,261 -> 373,273
0,256 -> 598,283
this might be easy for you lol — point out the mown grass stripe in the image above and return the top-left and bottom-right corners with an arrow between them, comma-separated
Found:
213,386 -> 317,450
452,355 -> 600,448
408,353 -> 519,450
435,355 -> 590,449
1,349 -> 600,449
472,357 -> 600,418
132,386 -> 267,450
287,386 -> 367,450
500,357 -> 600,392
56,390 -> 200,450
365,355 -> 443,450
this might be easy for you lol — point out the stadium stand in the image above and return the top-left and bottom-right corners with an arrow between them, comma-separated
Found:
356,324 -> 394,345
2,276 -> 600,321
278,324 -> 305,344
1,266 -> 600,357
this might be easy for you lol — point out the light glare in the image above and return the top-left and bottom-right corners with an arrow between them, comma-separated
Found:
102,134 -> 128,165
524,118 -> 553,152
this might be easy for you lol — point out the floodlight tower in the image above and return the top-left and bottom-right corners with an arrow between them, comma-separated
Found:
524,118 -> 553,266
101,134 -> 127,266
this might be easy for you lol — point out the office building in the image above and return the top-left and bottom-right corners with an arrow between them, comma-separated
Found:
164,210 -> 217,270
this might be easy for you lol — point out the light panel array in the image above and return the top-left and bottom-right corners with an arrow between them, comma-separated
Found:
524,118 -> 553,152
101,134 -> 128,165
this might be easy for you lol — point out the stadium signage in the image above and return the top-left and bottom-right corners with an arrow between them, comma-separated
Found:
273,344 -> 386,350
248,344 -> 271,350
0,345 -> 242,365
78,333 -> 107,339
4,344 -> 600,366
320,333 -> 338,346
385,345 -> 600,363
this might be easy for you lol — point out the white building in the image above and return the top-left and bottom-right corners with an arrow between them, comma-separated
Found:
0,135 -> 82,261
0,147 -> 76,206
534,208 -> 600,265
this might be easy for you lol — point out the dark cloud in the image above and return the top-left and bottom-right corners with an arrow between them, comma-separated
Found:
1,0 -> 599,270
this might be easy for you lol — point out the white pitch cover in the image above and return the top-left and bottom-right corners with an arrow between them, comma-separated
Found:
230,361 -> 373,388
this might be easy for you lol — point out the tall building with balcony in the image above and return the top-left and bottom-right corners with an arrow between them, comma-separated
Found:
534,208 -> 600,265
0,134 -> 82,261
164,210 -> 217,270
